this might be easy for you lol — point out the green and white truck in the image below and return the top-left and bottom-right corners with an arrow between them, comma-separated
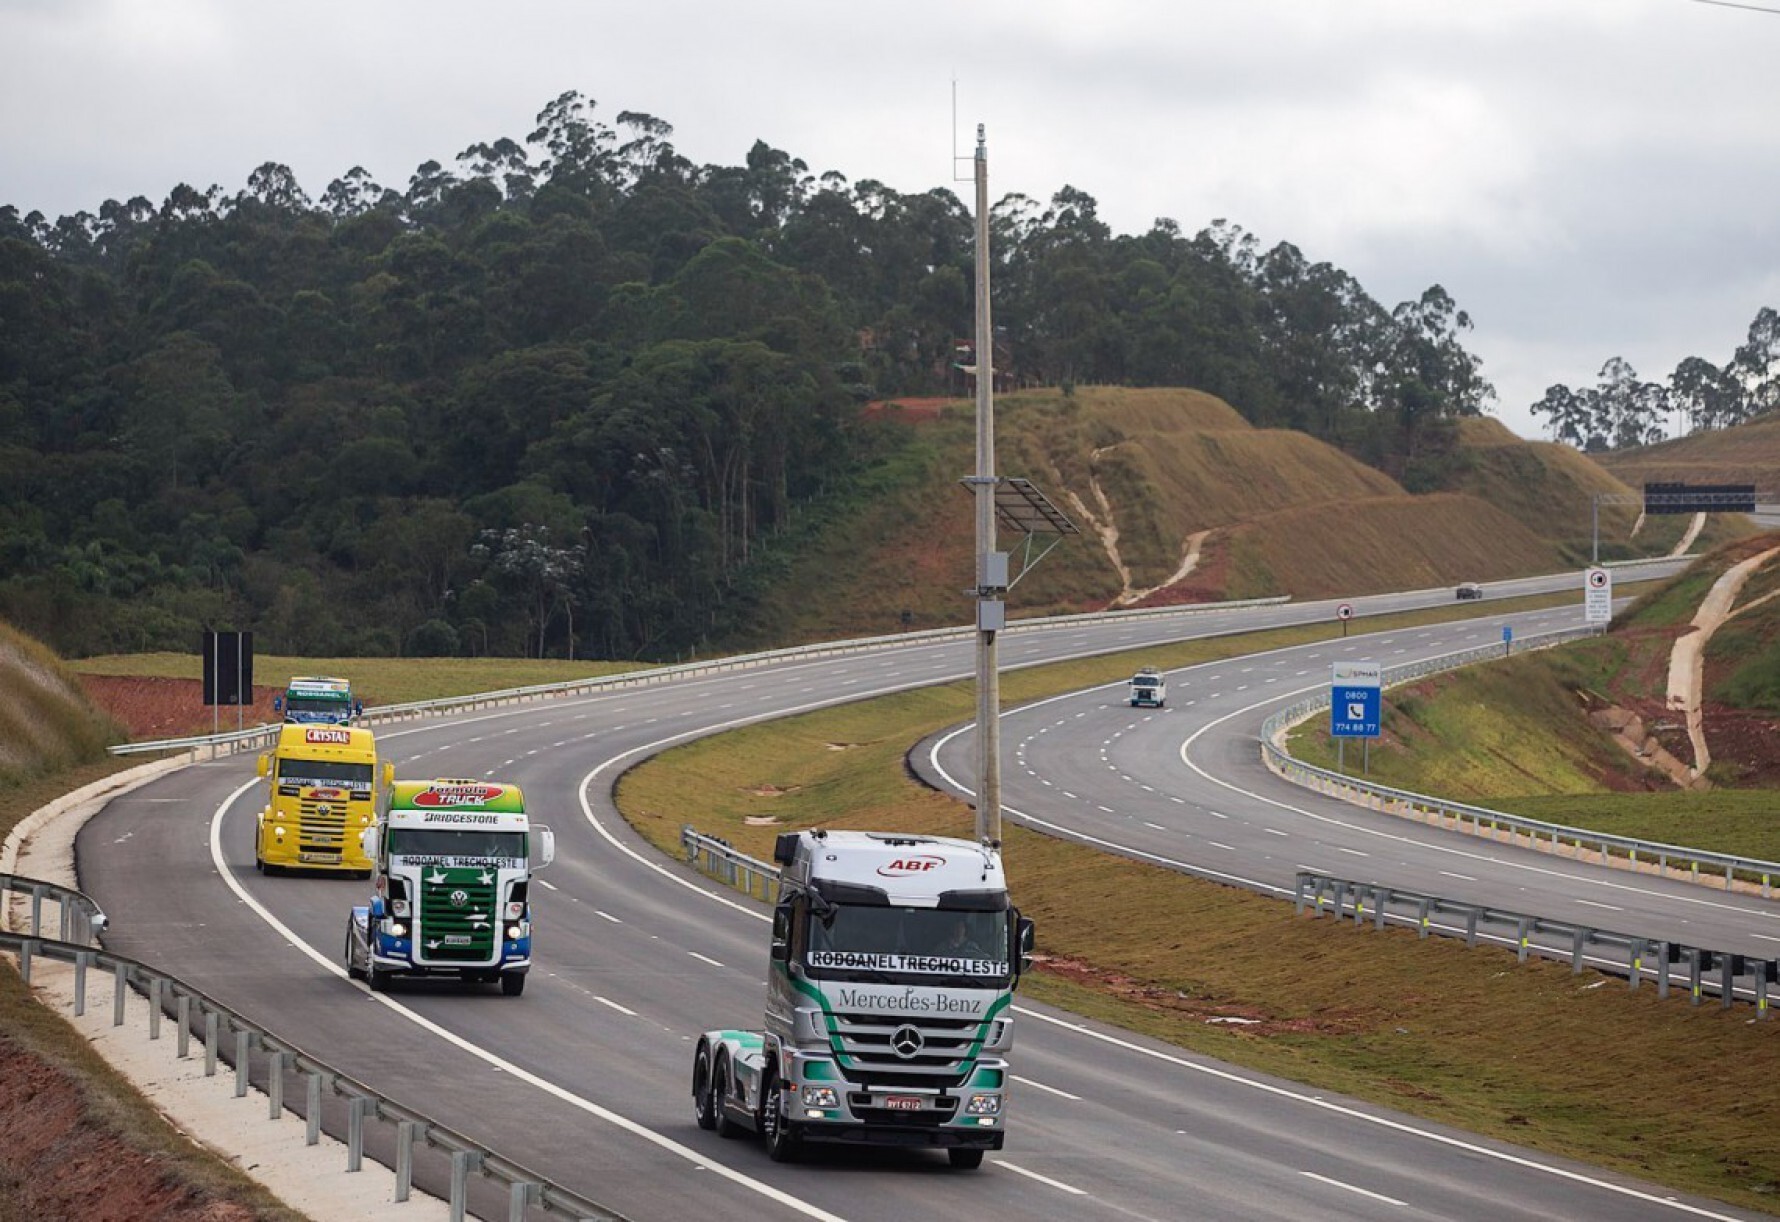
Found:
345,779 -> 555,996
692,829 -> 1034,1167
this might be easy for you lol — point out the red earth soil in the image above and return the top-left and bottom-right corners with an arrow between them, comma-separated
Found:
78,675 -> 281,740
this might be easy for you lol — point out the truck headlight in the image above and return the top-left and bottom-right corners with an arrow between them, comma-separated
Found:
506,923 -> 526,940
965,1093 -> 1002,1116
390,899 -> 410,918
800,1086 -> 838,1109
384,921 -> 407,938
274,825 -> 285,838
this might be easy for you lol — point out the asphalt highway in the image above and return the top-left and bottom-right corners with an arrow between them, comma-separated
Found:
75,562 -> 1767,1221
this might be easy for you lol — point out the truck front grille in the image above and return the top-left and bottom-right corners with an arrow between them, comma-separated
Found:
829,1013 -> 981,1089
417,878 -> 498,963
296,800 -> 348,852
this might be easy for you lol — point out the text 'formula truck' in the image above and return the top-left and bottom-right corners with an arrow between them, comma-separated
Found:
693,829 -> 1034,1168
345,779 -> 555,996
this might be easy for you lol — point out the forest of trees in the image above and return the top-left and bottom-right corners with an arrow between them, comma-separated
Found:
1529,307 -> 1780,450
4,91 -> 1513,660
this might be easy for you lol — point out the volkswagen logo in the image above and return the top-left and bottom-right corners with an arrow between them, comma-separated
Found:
449,889 -> 469,908
890,1025 -> 924,1059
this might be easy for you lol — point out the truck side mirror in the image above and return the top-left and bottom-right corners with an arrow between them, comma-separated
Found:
256,753 -> 270,778
382,761 -> 395,789
770,902 -> 793,962
369,895 -> 385,919
359,826 -> 378,861
1015,915 -> 1035,976
534,826 -> 556,869
273,696 -> 282,713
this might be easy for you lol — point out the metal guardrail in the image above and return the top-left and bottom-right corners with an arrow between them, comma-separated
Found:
1294,870 -> 1777,1017
682,827 -> 781,904
1,874 -> 625,1222
108,596 -> 1297,757
1259,627 -> 1780,900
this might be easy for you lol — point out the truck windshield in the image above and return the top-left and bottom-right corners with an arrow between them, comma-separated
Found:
276,759 -> 373,789
286,696 -> 348,716
1133,677 -> 1159,688
806,905 -> 1008,982
389,828 -> 526,864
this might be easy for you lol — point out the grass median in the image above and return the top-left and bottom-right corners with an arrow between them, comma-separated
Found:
617,592 -> 1780,1214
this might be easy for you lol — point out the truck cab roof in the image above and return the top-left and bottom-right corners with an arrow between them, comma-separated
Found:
773,829 -> 1006,908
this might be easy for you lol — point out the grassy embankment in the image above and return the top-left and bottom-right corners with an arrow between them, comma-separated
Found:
616,587 -> 1780,1214
71,651 -> 645,710
733,388 -> 1735,648
1285,533 -> 1780,862
0,622 -> 303,1221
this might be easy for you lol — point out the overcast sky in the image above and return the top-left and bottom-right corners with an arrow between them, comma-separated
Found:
6,0 -> 1779,440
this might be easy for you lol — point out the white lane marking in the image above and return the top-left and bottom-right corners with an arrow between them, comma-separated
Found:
1263,828 -> 1288,837
1143,822 -> 1167,832
536,879 -> 560,891
688,951 -> 725,968
1012,1074 -> 1082,1101
993,1159 -> 1087,1195
593,995 -> 638,1017
1015,1007 -> 1742,1220
1209,810 -> 1228,819
1300,1171 -> 1407,1208
594,910 -> 623,923
1208,842 -> 1236,852
1338,847 -> 1370,858
1575,899 -> 1622,912
1753,933 -> 1780,944
1439,871 -> 1477,882
207,781 -> 845,1222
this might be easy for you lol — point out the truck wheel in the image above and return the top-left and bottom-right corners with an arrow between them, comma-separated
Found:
692,1048 -> 718,1131
761,1074 -> 800,1163
948,1148 -> 985,1169
368,965 -> 390,993
344,929 -> 364,981
500,971 -> 525,997
711,1056 -> 744,1139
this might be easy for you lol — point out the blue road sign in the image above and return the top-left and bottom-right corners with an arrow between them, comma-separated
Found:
1330,661 -> 1381,738
1503,625 -> 1513,643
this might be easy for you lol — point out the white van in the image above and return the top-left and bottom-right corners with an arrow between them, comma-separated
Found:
1129,667 -> 1166,708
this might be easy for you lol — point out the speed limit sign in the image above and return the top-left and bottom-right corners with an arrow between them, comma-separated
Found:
1336,602 -> 1354,620
1587,567 -> 1609,590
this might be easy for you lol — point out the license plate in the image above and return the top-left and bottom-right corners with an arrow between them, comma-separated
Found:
884,1096 -> 922,1111
299,852 -> 340,863
444,935 -> 472,945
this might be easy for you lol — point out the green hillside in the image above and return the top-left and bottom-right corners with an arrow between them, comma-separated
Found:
0,621 -> 124,786
727,387 -> 1717,645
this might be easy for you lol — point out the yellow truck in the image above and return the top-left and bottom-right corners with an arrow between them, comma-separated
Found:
255,724 -> 391,876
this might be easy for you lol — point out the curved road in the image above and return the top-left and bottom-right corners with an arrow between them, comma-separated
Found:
75,564 -> 1764,1221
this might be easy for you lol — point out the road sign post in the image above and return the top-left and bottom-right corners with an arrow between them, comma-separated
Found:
1584,567 -> 1612,625
1336,602 -> 1353,638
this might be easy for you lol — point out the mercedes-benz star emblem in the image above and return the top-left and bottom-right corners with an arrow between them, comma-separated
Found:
890,1025 -> 924,1059
449,889 -> 469,908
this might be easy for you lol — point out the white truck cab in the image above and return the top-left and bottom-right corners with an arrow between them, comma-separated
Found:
693,829 -> 1034,1168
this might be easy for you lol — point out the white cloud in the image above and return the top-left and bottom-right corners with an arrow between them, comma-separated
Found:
5,0 -> 1779,440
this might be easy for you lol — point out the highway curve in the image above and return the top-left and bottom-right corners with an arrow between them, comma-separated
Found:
75,566 -> 1765,1221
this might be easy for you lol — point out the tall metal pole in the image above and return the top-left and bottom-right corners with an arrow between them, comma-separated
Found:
971,124 -> 1003,847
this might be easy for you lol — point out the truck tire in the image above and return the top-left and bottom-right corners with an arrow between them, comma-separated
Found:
760,1073 -> 800,1163
711,1055 -> 744,1139
344,928 -> 364,981
500,971 -> 525,997
368,964 -> 390,993
948,1148 -> 985,1169
692,1047 -> 718,1131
